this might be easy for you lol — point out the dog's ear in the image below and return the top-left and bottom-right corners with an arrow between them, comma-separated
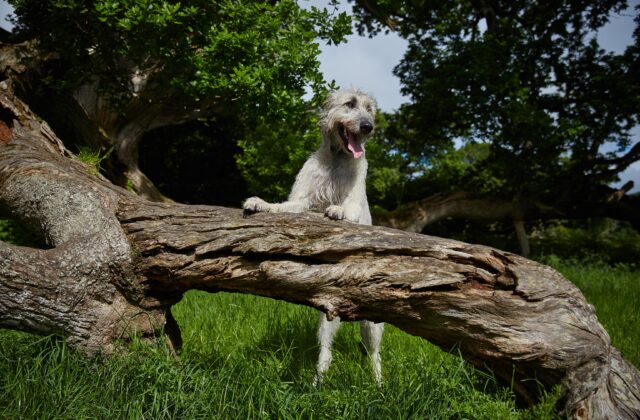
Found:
320,91 -> 340,129
323,90 -> 338,111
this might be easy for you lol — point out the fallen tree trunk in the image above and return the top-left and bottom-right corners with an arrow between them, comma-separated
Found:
0,89 -> 639,419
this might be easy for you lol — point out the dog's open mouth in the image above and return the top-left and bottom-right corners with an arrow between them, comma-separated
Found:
338,124 -> 364,159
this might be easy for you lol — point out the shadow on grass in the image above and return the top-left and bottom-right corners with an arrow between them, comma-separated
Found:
248,310 -> 375,384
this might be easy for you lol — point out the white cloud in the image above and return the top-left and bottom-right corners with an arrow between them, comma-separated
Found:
0,1 -> 14,32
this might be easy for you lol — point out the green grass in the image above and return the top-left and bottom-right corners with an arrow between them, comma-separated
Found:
541,256 -> 640,366
76,146 -> 114,177
0,258 -> 637,419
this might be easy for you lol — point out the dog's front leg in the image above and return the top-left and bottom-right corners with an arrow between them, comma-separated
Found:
243,196 -> 311,214
243,196 -> 274,213
325,200 -> 365,223
324,204 -> 345,221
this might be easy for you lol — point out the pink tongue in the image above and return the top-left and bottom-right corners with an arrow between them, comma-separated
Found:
347,132 -> 364,159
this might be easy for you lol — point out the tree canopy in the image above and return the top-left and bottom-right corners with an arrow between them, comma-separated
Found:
10,0 -> 349,113
353,0 -> 639,226
6,0 -> 351,198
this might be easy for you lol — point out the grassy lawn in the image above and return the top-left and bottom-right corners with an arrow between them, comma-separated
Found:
0,259 -> 637,419
541,257 -> 640,367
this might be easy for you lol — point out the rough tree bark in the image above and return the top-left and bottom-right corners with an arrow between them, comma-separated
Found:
72,79 -> 209,201
1,88 -> 639,418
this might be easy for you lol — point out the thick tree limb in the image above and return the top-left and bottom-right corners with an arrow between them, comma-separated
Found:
0,90 -> 164,353
372,192 -> 530,233
373,190 -> 640,236
597,141 -> 640,174
73,78 -> 211,201
0,85 -> 639,418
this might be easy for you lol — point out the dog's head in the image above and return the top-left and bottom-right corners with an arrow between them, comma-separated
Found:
321,88 -> 377,159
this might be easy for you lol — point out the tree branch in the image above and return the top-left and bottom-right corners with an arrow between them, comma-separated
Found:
353,0 -> 397,31
372,191 -> 550,232
117,200 -> 640,417
373,189 -> 640,234
596,141 -> 640,174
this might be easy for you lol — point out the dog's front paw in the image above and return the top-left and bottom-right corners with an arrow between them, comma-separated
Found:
324,205 -> 345,220
243,196 -> 271,214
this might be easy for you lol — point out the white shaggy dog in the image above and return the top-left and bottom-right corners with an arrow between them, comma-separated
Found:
243,88 -> 384,384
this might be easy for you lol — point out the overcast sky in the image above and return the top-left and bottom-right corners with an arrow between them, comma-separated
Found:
1,0 -> 638,190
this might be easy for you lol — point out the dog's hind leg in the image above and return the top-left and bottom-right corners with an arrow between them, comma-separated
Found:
313,313 -> 341,385
360,320 -> 384,384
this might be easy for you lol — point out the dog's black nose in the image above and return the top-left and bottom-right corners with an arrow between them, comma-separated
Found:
360,120 -> 373,134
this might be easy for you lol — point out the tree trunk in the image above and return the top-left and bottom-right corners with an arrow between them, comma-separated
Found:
72,80 -> 182,202
0,87 -> 639,419
513,218 -> 530,258
2,41 -> 209,202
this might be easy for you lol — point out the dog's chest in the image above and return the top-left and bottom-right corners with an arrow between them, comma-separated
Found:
312,158 -> 361,207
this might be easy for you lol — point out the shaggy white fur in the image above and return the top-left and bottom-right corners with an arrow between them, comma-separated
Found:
243,88 -> 384,384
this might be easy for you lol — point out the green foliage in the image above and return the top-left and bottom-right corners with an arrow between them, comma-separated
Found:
236,109 -> 322,202
9,0 -> 353,202
9,0 -> 349,112
365,112 -> 411,208
126,179 -> 135,192
353,0 -> 640,202
77,146 -> 114,176
423,217 -> 640,265
532,219 -> 640,265
418,142 -> 506,196
367,135 -> 507,209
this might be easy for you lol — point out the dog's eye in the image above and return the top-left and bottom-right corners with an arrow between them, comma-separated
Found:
345,100 -> 356,109
366,105 -> 372,112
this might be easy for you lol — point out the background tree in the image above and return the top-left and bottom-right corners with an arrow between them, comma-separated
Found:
351,0 -> 640,254
6,0 -> 350,200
